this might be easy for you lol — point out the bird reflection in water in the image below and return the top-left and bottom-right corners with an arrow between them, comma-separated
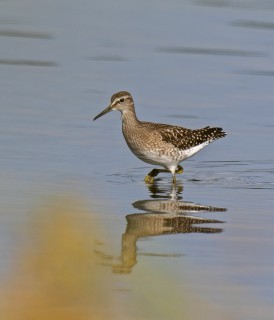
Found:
110,181 -> 226,274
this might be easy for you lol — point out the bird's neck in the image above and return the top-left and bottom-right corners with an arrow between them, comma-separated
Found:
121,107 -> 139,127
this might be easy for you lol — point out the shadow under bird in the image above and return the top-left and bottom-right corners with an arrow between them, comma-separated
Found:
93,91 -> 226,183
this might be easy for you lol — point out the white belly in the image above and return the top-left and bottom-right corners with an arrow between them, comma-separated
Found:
130,141 -> 209,168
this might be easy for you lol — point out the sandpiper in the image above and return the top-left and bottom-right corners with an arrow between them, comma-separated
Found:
93,91 -> 226,183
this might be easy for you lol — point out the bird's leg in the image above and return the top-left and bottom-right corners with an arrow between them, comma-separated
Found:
144,168 -> 168,183
172,165 -> 184,184
144,168 -> 159,183
172,174 -> 176,184
144,165 -> 184,183
175,165 -> 184,175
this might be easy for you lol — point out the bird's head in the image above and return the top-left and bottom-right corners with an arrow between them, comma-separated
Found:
93,91 -> 134,121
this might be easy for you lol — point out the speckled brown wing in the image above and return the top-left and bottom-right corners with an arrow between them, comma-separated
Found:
157,125 -> 227,151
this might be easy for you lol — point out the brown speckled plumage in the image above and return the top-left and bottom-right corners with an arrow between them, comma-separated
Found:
93,91 -> 227,182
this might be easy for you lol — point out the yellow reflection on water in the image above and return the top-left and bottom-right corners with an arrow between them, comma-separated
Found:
0,197 -> 111,320
0,195 -> 230,320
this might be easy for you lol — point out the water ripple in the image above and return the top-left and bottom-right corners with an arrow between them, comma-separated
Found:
0,29 -> 53,39
0,59 -> 58,67
231,20 -> 274,30
156,46 -> 264,57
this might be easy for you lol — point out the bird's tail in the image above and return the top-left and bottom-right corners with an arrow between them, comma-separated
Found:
195,126 -> 227,143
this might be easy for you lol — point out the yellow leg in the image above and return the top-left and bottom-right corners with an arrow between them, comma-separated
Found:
172,165 -> 183,183
144,174 -> 155,184
172,174 -> 176,184
175,165 -> 184,174
144,165 -> 184,183
144,168 -> 161,183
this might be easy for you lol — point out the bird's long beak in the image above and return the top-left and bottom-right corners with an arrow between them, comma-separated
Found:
93,105 -> 113,121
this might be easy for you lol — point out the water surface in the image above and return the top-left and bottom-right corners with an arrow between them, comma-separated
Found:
1,0 -> 274,319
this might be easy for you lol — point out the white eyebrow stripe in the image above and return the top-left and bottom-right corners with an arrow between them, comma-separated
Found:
113,96 -> 126,105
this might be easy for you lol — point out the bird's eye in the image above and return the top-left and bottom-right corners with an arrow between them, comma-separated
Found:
120,98 -> 125,102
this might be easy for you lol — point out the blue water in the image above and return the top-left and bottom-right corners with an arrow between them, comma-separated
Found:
1,0 -> 274,319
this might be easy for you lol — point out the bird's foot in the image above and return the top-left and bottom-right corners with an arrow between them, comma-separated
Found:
175,165 -> 184,175
172,166 -> 183,184
144,175 -> 155,184
144,168 -> 160,184
144,167 -> 183,184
